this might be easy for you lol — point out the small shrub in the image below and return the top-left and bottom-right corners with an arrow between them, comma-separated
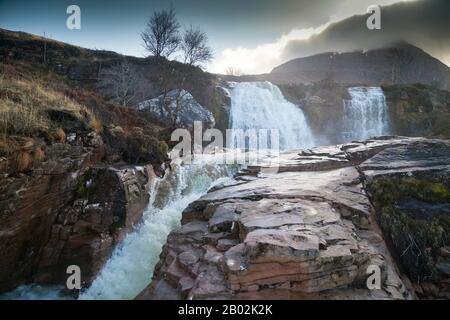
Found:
34,147 -> 45,162
15,151 -> 31,172
54,128 -> 66,142
109,125 -> 124,136
89,116 -> 102,133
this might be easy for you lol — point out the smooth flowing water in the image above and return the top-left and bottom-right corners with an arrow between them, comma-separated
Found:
343,87 -> 390,141
229,82 -> 315,150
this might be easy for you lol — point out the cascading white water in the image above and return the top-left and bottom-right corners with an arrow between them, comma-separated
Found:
0,156 -> 236,300
229,82 -> 315,150
343,87 -> 390,141
79,157 -> 235,300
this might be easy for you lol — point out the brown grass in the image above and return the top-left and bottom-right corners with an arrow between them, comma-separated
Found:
0,138 -> 9,155
89,116 -> 102,133
34,147 -> 45,162
54,128 -> 66,142
0,75 -> 98,138
15,151 -> 31,172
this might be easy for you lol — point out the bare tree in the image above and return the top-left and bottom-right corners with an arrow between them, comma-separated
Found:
98,60 -> 140,107
141,6 -> 181,58
153,65 -> 189,127
42,32 -> 49,64
181,25 -> 213,66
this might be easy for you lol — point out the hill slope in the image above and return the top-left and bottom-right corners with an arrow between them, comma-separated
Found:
271,43 -> 450,90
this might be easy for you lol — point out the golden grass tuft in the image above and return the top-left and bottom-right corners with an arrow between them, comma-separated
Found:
34,147 -> 45,162
54,128 -> 66,142
89,116 -> 102,133
0,76 -> 98,137
15,151 -> 31,172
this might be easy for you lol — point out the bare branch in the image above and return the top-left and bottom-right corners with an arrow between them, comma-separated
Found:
181,25 -> 213,66
141,5 -> 181,58
98,60 -> 141,107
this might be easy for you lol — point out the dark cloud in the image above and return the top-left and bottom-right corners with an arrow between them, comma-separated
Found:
281,0 -> 450,67
0,0 -> 403,56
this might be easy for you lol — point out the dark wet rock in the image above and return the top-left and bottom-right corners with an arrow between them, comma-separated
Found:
361,139 -> 450,299
0,135 -> 157,291
34,164 -> 157,287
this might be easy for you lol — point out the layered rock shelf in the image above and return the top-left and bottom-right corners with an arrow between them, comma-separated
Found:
138,137 -> 450,300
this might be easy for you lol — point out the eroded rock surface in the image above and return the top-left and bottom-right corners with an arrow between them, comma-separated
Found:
34,164 -> 157,287
138,137 -> 450,300
0,134 -> 157,292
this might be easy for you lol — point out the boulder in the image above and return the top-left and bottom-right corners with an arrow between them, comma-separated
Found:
138,89 -> 215,128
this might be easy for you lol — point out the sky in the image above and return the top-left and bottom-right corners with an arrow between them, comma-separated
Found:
0,0 -> 447,74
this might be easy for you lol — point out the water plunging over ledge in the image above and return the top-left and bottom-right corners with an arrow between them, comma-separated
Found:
229,82 -> 315,150
343,87 -> 390,141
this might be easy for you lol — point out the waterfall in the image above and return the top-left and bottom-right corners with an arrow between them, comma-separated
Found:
1,156 -> 236,300
343,87 -> 390,141
79,156 -> 234,300
229,82 -> 315,150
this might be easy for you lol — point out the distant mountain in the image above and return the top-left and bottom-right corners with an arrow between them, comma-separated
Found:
280,0 -> 450,68
268,43 -> 450,90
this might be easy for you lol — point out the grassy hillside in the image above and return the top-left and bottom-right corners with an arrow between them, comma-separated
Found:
0,46 -> 170,173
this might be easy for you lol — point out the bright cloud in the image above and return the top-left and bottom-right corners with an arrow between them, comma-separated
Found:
209,25 -> 328,75
209,0 -> 416,75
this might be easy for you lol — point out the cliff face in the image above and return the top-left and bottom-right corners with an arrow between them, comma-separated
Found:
138,137 -> 449,300
0,132 -> 157,292
0,134 -> 103,291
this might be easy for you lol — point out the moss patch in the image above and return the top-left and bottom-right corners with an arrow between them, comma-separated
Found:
368,175 -> 450,283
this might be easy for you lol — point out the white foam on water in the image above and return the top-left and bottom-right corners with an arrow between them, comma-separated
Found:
343,87 -> 390,141
228,81 -> 315,150
79,157 -> 234,300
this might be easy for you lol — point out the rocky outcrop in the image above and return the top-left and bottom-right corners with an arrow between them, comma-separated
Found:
138,89 -> 215,129
208,84 -> 232,134
34,164 -> 157,287
382,84 -> 450,139
0,132 -> 157,292
0,133 -> 104,292
361,140 -> 450,299
138,137 -> 449,300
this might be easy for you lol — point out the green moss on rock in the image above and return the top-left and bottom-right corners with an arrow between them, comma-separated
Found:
368,176 -> 450,285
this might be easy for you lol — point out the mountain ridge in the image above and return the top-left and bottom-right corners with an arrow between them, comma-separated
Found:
231,43 -> 450,91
